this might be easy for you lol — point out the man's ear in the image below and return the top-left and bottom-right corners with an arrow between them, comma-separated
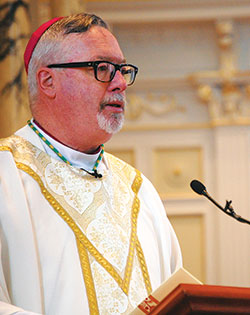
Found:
37,67 -> 56,98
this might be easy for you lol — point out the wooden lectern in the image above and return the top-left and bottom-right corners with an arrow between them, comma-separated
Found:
131,269 -> 250,315
149,283 -> 250,314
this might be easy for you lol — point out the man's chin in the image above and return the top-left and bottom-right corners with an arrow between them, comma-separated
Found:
97,112 -> 124,134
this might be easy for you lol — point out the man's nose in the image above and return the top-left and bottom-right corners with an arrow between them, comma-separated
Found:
107,69 -> 127,92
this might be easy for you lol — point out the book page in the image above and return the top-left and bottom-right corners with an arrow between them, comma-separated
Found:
130,267 -> 202,314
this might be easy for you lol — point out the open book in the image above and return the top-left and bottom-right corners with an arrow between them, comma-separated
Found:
130,267 -> 202,314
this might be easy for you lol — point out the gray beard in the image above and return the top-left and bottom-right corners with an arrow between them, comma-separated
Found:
97,111 -> 125,134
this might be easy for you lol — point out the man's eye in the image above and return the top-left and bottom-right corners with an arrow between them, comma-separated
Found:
98,64 -> 109,72
121,68 -> 132,75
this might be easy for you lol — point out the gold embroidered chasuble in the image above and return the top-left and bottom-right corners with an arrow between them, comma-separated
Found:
0,135 -> 152,314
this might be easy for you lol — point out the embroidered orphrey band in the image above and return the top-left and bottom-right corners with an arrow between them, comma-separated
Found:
0,144 -> 152,315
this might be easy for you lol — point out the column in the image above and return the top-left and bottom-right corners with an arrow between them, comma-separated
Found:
214,124 -> 250,286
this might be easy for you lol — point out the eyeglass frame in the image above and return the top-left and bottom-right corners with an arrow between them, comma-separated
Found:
47,60 -> 138,86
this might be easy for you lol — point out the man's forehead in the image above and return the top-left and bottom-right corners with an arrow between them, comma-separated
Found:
64,28 -> 124,61
91,55 -> 126,63
72,27 -> 117,44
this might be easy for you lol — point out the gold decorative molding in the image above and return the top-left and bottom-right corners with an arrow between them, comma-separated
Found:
188,20 -> 250,126
126,93 -> 185,121
86,0 -> 250,25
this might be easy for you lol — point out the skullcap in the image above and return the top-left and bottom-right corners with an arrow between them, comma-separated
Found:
24,17 -> 64,73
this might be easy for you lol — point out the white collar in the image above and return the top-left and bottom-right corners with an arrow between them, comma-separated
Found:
16,120 -> 107,172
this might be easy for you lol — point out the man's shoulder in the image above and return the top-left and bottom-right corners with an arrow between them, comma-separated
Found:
0,134 -> 19,151
105,151 -> 135,171
0,132 -> 37,160
105,153 -> 161,197
0,125 -> 30,149
104,151 -> 142,181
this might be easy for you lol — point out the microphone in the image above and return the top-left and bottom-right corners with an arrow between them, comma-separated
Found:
190,179 -> 250,225
190,180 -> 206,196
80,168 -> 102,178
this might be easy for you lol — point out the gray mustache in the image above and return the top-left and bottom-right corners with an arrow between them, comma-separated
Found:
101,94 -> 126,109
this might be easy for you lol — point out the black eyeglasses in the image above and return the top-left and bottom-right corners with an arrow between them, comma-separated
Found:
47,60 -> 138,86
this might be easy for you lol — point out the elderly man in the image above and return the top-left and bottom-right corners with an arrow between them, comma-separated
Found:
0,13 -> 182,315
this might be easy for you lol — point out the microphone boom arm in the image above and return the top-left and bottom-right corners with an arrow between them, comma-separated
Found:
204,191 -> 250,225
190,179 -> 250,225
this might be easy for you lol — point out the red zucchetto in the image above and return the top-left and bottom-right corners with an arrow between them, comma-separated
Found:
24,17 -> 63,73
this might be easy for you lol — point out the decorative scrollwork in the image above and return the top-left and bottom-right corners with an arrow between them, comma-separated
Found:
126,93 -> 185,120
188,20 -> 250,124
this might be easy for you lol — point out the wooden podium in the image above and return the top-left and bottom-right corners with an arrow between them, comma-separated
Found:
148,283 -> 250,314
131,269 -> 250,315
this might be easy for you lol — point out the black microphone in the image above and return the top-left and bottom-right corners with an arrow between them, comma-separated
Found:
190,179 -> 250,225
80,168 -> 102,178
190,180 -> 207,196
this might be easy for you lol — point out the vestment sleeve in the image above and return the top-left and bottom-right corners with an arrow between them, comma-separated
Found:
0,302 -> 41,315
0,151 -> 43,314
137,174 -> 182,286
0,242 -> 42,314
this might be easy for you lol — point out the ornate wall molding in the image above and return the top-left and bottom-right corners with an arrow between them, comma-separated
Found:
188,19 -> 250,125
126,92 -> 185,121
87,0 -> 250,24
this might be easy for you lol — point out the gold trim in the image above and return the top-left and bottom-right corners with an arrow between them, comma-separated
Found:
15,162 -> 122,314
123,169 -> 142,294
0,145 -> 13,153
15,162 -> 102,314
136,239 -> 152,295
76,239 -> 99,315
16,164 -> 122,278
132,169 -> 152,295
14,160 -> 152,312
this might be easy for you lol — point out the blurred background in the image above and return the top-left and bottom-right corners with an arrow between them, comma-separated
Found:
1,0 -> 250,287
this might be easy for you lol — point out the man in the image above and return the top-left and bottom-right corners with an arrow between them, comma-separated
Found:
0,13 -> 182,315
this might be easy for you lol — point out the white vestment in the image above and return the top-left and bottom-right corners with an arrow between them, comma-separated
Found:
0,125 -> 182,315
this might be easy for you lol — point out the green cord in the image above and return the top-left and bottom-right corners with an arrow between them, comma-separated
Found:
28,120 -> 104,178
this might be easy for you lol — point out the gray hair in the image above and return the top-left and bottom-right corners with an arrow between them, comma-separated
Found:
28,13 -> 108,107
